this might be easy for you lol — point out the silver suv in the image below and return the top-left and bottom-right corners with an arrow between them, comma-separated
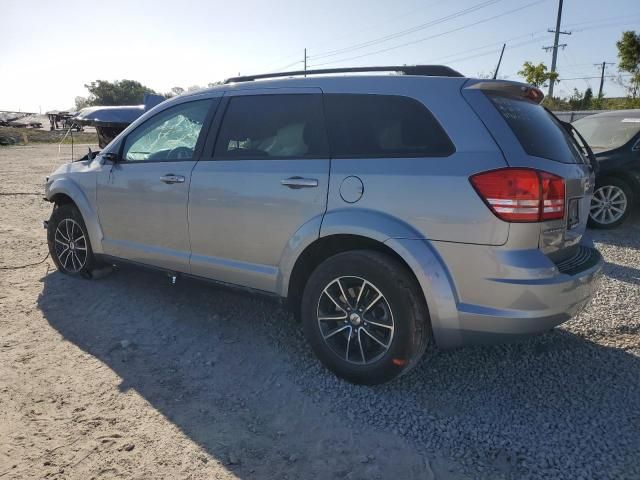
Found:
44,65 -> 603,385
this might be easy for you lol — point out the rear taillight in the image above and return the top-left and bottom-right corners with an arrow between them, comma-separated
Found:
470,168 -> 565,222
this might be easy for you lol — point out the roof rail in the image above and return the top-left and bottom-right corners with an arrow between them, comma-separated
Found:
224,65 -> 464,84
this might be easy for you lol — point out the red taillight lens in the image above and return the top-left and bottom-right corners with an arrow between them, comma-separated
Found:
539,171 -> 565,220
470,168 -> 565,222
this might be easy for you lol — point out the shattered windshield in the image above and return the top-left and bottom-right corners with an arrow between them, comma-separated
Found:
124,100 -> 212,161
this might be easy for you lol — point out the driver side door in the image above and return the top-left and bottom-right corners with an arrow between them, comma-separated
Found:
97,96 -> 218,272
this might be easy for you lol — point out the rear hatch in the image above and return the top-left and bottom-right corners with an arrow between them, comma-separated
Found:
462,80 -> 595,264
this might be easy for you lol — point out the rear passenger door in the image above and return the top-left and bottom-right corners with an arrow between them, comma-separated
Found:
188,89 -> 330,292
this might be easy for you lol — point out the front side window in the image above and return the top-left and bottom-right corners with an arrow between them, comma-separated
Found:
214,94 -> 329,159
123,99 -> 213,162
323,94 -> 454,158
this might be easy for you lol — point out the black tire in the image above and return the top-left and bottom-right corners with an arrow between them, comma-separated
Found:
301,250 -> 431,385
588,177 -> 634,229
47,203 -> 97,278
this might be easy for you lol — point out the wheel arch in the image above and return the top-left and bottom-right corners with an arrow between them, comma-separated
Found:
285,234 -> 419,312
47,180 -> 104,254
596,171 -> 640,197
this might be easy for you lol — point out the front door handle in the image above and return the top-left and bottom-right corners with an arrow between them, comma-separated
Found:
160,174 -> 185,184
281,176 -> 319,189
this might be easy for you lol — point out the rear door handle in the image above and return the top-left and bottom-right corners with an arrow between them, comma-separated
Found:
160,174 -> 185,184
281,176 -> 318,189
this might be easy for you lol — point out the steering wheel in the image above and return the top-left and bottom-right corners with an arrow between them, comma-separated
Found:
167,146 -> 193,160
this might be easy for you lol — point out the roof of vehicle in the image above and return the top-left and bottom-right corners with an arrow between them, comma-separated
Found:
182,65 -> 470,97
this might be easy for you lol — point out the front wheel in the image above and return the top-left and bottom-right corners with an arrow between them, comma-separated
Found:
47,204 -> 97,277
301,250 -> 431,385
589,178 -> 634,229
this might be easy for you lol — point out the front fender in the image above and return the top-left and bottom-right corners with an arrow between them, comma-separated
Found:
47,178 -> 104,255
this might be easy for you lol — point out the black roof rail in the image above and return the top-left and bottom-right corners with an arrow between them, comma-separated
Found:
224,65 -> 464,84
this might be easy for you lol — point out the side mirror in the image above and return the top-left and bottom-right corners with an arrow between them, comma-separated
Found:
102,151 -> 120,163
632,138 -> 640,152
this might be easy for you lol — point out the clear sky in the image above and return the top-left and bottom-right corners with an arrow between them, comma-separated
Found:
1,0 -> 639,112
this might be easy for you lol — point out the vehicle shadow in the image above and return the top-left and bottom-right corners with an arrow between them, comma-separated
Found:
590,209 -> 640,249
36,268 -> 461,480
602,261 -> 640,285
37,267 -> 640,479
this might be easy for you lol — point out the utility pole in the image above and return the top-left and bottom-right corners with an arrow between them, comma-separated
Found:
304,48 -> 308,76
493,44 -> 506,79
595,61 -> 615,98
543,0 -> 571,98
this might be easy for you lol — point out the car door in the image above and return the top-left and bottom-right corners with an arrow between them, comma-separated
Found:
96,96 -> 217,272
188,88 -> 330,292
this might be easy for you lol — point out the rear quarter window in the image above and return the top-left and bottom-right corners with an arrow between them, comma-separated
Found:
323,94 -> 454,158
487,94 -> 582,163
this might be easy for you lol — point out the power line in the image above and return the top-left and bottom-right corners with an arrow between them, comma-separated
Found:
560,74 -> 630,80
313,0 -> 545,68
308,0 -> 504,61
263,0 -> 449,70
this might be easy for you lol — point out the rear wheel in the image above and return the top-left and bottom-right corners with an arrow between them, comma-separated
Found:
47,204 -> 97,277
301,250 -> 430,385
589,178 -> 634,229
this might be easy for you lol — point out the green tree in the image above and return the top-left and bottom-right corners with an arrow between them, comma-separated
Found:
616,30 -> 640,98
518,61 -> 559,88
163,86 -> 185,99
79,80 -> 157,107
568,87 -> 594,110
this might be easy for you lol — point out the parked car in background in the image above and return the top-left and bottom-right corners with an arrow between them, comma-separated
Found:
44,66 -> 602,385
573,110 -> 640,229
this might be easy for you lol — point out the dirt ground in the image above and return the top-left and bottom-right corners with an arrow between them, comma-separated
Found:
0,144 -> 464,479
1,144 -> 638,479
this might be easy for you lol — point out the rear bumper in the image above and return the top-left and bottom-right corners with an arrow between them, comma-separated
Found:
454,249 -> 602,345
387,238 -> 603,349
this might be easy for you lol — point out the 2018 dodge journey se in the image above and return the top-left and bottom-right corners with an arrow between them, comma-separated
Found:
44,65 -> 603,384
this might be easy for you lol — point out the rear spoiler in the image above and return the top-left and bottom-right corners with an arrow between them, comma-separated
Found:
464,79 -> 544,104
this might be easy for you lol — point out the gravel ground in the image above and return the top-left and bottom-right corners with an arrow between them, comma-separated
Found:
1,144 -> 639,479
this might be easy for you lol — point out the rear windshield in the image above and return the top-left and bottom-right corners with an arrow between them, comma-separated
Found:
487,94 -> 582,163
573,115 -> 640,152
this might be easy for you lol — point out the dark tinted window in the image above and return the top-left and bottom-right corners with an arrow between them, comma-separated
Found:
487,94 -> 582,163
214,94 -> 328,159
323,94 -> 454,158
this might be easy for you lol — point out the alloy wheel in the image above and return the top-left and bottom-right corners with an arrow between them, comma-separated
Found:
590,185 -> 628,225
316,276 -> 394,365
54,218 -> 87,273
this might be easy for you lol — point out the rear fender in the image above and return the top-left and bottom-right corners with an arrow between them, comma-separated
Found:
318,209 -> 462,348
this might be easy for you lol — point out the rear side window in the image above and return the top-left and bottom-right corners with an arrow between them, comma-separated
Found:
323,94 -> 454,158
487,94 -> 582,163
214,94 -> 329,159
